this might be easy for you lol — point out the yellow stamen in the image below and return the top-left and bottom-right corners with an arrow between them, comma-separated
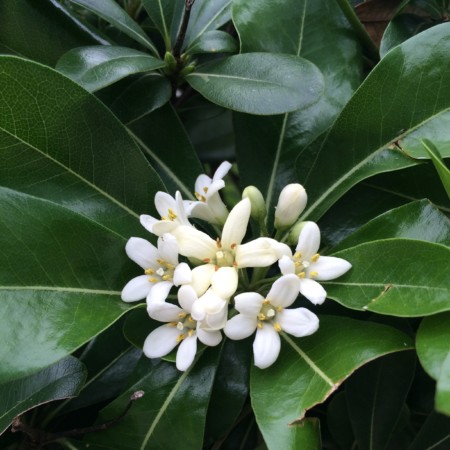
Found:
168,322 -> 177,327
310,271 -> 318,278
230,243 -> 237,249
276,306 -> 283,313
189,316 -> 195,322
274,323 -> 282,332
162,274 -> 171,281
263,299 -> 270,305
298,272 -> 305,279
178,313 -> 187,318
148,277 -> 158,283
166,263 -> 175,270
144,268 -> 155,275
203,186 -> 209,194
194,191 -> 202,200
294,251 -> 302,259
156,258 -> 165,265
168,208 -> 177,220
176,334 -> 185,343
188,329 -> 194,337
258,313 -> 266,321
294,261 -> 302,267
257,322 -> 263,329
311,253 -> 320,262
161,216 -> 167,221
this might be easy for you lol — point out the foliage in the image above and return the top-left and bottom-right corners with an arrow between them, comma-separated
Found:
0,0 -> 449,449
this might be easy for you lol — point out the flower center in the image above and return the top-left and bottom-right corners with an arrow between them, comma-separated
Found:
194,186 -> 209,203
293,252 -> 320,278
145,258 -> 175,283
170,313 -> 196,342
161,208 -> 177,221
257,299 -> 283,332
211,238 -> 237,268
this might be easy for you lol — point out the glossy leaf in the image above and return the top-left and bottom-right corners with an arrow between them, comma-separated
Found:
0,188 -> 136,383
56,46 -> 165,92
409,412 -> 450,450
421,139 -> 450,198
85,350 -> 219,449
67,0 -> 158,55
186,53 -> 324,115
0,55 -> 165,238
297,23 -> 450,222
416,313 -> 450,416
233,0 -> 362,223
346,351 -> 416,450
186,30 -> 238,55
327,392 -> 355,450
0,0 -> 107,66
251,316 -> 413,450
333,200 -> 450,251
326,239 -> 450,316
0,356 -> 86,434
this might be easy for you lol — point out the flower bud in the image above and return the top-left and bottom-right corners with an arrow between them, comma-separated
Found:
274,184 -> 307,229
242,186 -> 266,222
164,51 -> 177,75
286,221 -> 309,246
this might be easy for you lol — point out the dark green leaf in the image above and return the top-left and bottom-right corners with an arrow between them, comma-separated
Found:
333,200 -> 450,251
0,356 -> 86,434
327,392 -> 355,450
56,46 -> 165,92
232,0 -> 362,223
67,0 -> 158,55
421,139 -> 450,198
346,352 -> 416,450
85,350 -> 219,449
409,412 -> 450,450
417,313 -> 450,416
297,23 -> 450,222
186,30 -> 238,55
327,239 -> 450,316
251,316 -> 412,450
186,53 -> 324,115
0,55 -> 165,238
0,0 -> 107,66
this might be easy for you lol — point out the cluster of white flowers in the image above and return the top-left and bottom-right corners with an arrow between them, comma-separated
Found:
122,162 -> 351,371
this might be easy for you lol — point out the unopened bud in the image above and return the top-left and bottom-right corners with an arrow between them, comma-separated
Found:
164,51 -> 177,74
179,62 -> 196,77
274,184 -> 307,229
287,221 -> 309,246
242,186 -> 266,221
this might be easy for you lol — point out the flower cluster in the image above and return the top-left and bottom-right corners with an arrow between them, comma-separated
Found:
122,162 -> 351,371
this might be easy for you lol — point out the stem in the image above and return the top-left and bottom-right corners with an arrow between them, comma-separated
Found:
334,0 -> 379,61
173,0 -> 196,59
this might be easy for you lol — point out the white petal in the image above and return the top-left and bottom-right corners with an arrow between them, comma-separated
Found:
253,325 -> 281,369
151,220 -> 179,236
279,255 -> 295,275
158,234 -> 179,265
121,275 -> 151,302
177,285 -> 197,312
221,197 -> 251,248
191,264 -> 215,296
197,328 -> 222,346
236,238 -> 289,268
125,237 -> 158,269
211,267 -> 238,299
146,281 -> 173,304
148,301 -> 183,322
140,214 -> 158,233
274,184 -> 307,228
154,191 -> 176,218
176,335 -> 197,371
175,191 -> 190,225
143,325 -> 179,358
277,308 -> 319,337
195,174 -> 213,195
296,221 -> 320,258
267,274 -> 300,308
191,290 -> 227,321
172,225 -> 216,260
312,256 -> 352,281
188,202 -> 217,223
299,278 -> 327,305
213,161 -> 232,181
205,180 -> 225,198
234,292 -> 264,316
173,262 -> 192,286
224,314 -> 257,340
202,302 -> 228,330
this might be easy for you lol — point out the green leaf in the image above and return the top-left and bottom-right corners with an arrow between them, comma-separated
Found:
0,356 -> 86,434
346,352 -> 416,450
333,200 -> 450,251
0,55 -> 165,238
0,0 -> 107,66
67,0 -> 158,55
186,30 -> 238,55
85,351 -> 219,449
232,0 -> 362,224
409,412 -> 450,450
326,239 -> 450,316
421,139 -> 450,198
186,53 -> 324,115
417,313 -> 450,416
251,316 -> 412,450
297,23 -> 450,222
56,46 -> 165,92
0,188 -> 136,383
327,392 -> 356,450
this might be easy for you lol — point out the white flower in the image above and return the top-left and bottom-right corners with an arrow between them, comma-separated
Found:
173,197 -> 291,298
274,183 -> 307,229
144,289 -> 222,371
121,234 -> 191,305
279,221 -> 351,305
140,191 -> 191,237
224,274 -> 319,369
185,161 -> 232,225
